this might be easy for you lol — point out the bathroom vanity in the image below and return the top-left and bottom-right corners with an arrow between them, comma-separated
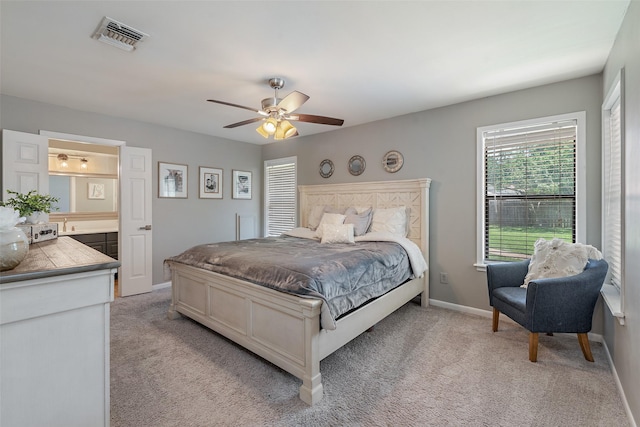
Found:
0,236 -> 120,427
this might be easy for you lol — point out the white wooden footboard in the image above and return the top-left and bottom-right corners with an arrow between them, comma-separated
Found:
167,262 -> 325,405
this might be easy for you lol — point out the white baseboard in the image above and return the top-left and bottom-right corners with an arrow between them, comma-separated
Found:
152,281 -> 171,291
429,298 -> 634,427
602,337 -> 638,427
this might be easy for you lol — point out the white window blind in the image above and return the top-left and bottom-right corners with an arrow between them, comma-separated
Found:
483,119 -> 577,261
265,158 -> 296,236
603,97 -> 622,289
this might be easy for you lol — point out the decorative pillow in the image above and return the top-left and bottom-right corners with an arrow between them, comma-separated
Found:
344,207 -> 373,236
283,227 -> 320,240
321,223 -> 355,244
307,205 -> 327,230
351,206 -> 372,214
370,206 -> 408,237
522,238 -> 603,288
315,213 -> 346,238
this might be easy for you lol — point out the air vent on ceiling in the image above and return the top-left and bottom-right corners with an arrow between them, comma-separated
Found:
93,16 -> 149,52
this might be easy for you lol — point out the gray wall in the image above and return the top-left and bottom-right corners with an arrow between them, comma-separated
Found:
264,74 -> 604,317
0,95 -> 262,284
603,0 -> 640,422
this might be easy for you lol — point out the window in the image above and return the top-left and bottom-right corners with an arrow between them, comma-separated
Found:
601,70 -> 625,323
264,156 -> 297,236
476,112 -> 586,268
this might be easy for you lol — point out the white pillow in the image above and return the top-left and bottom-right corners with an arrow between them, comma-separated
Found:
370,206 -> 408,237
321,223 -> 355,244
315,213 -> 346,238
522,238 -> 603,288
307,205 -> 327,230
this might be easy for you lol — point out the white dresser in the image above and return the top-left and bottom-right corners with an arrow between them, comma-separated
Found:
0,237 -> 120,427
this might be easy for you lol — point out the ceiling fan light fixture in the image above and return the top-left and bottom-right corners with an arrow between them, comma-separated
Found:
256,125 -> 270,138
262,117 -> 278,134
275,120 -> 297,140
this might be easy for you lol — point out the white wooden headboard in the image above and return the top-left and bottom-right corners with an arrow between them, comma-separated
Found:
298,178 -> 431,264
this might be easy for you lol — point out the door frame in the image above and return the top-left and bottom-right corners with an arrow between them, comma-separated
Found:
39,130 -> 144,296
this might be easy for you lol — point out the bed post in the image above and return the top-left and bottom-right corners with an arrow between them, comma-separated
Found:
420,178 -> 431,307
299,300 -> 323,405
167,269 -> 181,319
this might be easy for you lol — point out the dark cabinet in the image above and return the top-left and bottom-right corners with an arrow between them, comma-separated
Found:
106,232 -> 118,259
71,232 -> 118,260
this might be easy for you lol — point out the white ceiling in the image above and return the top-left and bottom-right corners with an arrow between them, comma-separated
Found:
0,1 -> 630,145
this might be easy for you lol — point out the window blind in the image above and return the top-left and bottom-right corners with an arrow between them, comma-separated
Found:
603,98 -> 622,288
265,160 -> 296,236
484,120 -> 577,261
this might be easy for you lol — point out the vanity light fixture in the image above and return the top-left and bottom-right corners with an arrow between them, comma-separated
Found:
80,158 -> 89,170
57,153 -> 69,169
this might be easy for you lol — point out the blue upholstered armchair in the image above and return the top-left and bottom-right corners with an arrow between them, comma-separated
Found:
486,258 -> 608,362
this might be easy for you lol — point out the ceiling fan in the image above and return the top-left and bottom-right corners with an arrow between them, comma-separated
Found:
207,78 -> 344,140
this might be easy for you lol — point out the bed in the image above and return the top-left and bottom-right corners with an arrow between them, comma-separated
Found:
166,178 -> 431,404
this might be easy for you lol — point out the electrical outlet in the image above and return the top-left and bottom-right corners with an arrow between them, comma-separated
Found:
440,272 -> 449,284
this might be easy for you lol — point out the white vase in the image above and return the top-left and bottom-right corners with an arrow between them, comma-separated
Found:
0,227 -> 29,271
26,211 -> 49,224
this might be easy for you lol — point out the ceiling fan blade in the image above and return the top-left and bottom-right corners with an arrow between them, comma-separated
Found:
289,114 -> 344,126
223,117 -> 264,129
277,91 -> 310,114
207,99 -> 262,114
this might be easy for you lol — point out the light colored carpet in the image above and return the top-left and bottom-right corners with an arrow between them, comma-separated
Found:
111,288 -> 629,426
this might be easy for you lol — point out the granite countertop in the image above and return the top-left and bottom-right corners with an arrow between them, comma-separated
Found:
0,236 -> 121,283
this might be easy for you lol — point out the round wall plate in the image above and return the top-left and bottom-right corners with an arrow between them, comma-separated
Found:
383,150 -> 404,173
319,159 -> 334,178
348,155 -> 366,176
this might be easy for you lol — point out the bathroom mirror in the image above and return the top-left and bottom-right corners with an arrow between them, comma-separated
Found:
48,140 -> 119,220
319,159 -> 334,178
348,155 -> 366,176
49,175 -> 118,213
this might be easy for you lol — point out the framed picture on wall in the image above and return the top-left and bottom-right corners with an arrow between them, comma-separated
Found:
158,162 -> 188,198
199,166 -> 223,199
88,182 -> 105,199
232,170 -> 252,199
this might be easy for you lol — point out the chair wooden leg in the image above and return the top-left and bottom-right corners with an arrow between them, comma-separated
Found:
529,332 -> 539,362
577,333 -> 595,362
492,307 -> 500,332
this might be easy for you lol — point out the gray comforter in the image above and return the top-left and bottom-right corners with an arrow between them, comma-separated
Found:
165,235 -> 412,329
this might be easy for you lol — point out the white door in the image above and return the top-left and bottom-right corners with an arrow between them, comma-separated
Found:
119,146 -> 152,296
1,130 -> 49,200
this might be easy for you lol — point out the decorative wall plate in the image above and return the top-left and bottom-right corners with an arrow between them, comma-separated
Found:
319,159 -> 334,178
382,150 -> 404,173
348,155 -> 366,176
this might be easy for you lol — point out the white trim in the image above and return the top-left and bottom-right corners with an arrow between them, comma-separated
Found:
602,335 -> 638,427
601,284 -> 625,325
476,111 -> 586,269
152,281 -> 172,291
601,68 -> 625,320
39,130 -> 126,147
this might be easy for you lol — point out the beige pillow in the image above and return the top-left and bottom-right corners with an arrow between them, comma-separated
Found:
370,206 -> 408,236
321,223 -> 355,244
522,238 -> 603,288
307,205 -> 327,230
315,213 -> 346,238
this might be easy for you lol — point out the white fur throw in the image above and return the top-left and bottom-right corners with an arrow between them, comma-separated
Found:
522,238 -> 603,288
